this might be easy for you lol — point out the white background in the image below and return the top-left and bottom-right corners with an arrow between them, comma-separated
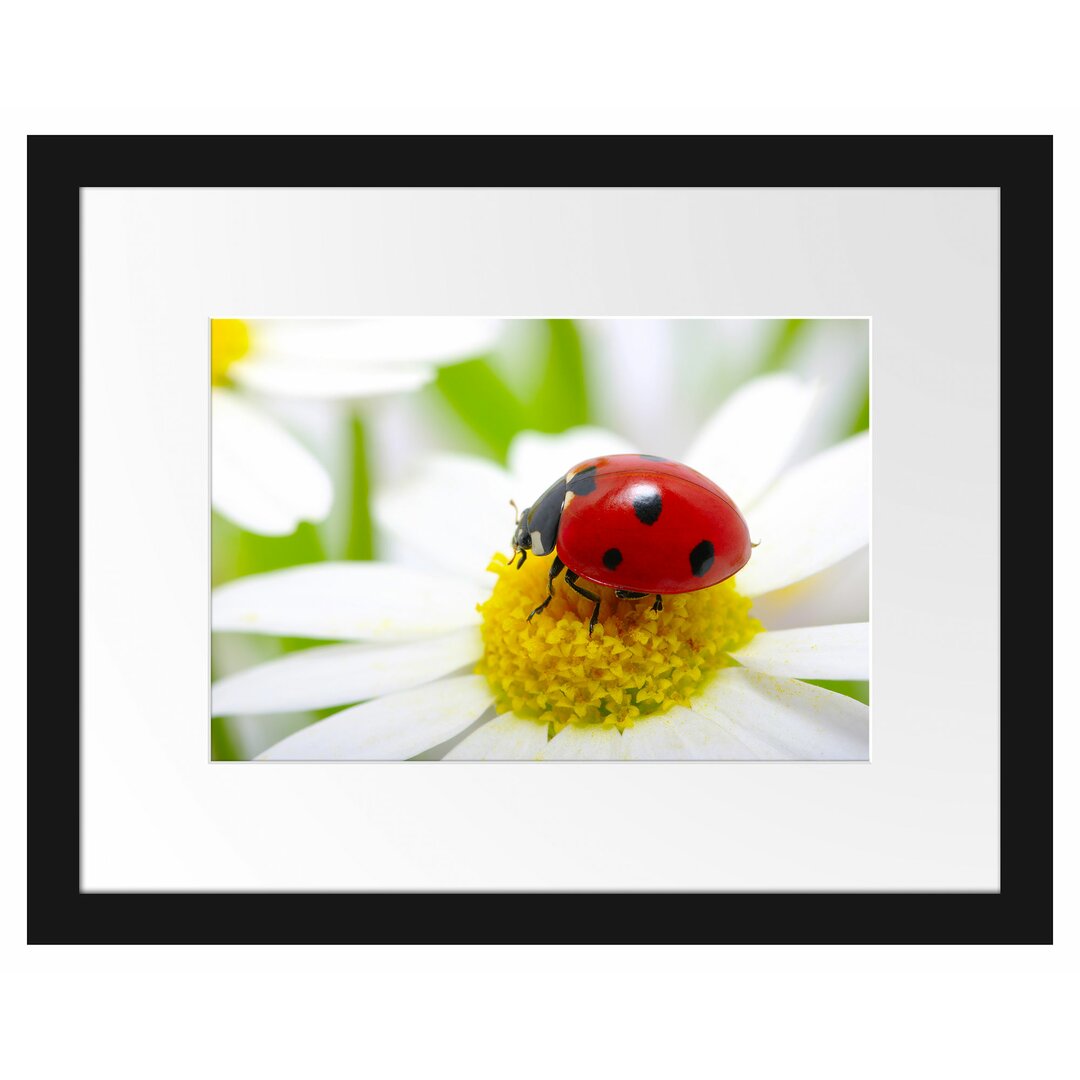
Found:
80,186 -> 995,892
2,4 -> 1076,1079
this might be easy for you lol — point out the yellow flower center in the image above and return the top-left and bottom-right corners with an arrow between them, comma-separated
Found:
211,319 -> 252,386
477,551 -> 762,735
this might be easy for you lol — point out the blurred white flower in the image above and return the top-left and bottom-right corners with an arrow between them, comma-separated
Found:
211,318 -> 501,535
582,318 -> 868,468
212,374 -> 870,761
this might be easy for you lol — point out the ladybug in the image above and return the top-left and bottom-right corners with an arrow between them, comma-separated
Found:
510,453 -> 753,633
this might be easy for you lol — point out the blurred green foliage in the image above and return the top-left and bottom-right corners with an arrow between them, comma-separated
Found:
434,319 -> 589,461
434,359 -> 530,459
759,318 -> 810,373
848,375 -> 871,437
210,716 -> 244,762
805,679 -> 870,706
211,515 -> 325,587
528,319 -> 590,432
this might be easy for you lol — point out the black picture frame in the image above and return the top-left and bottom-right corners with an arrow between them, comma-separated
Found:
29,134 -> 1052,944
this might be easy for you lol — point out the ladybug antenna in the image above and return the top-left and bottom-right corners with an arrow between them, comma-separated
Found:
507,501 -> 520,565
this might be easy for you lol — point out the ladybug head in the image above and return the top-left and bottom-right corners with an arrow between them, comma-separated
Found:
509,475 -> 567,567
510,500 -> 532,569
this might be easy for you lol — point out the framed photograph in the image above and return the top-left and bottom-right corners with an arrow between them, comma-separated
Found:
33,135 -> 1050,941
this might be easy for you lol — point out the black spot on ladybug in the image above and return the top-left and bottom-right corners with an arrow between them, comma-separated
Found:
639,454 -> 668,462
603,547 -> 623,570
632,486 -> 663,525
689,539 -> 715,578
568,465 -> 598,496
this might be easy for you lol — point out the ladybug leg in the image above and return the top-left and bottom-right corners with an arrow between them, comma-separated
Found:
564,570 -> 602,634
528,555 -> 565,621
614,589 -> 663,613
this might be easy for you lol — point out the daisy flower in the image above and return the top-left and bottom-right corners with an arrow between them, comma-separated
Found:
211,317 -> 501,536
211,374 -> 870,760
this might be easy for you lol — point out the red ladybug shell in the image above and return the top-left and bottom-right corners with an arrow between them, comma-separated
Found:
555,454 -> 752,594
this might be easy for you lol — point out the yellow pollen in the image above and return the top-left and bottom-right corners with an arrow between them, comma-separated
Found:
477,551 -> 762,735
211,319 -> 252,386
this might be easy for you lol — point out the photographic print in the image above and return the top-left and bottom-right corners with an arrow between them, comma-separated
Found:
211,318 -> 870,761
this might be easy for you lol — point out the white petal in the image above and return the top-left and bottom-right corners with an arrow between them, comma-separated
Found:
580,320 -> 681,452
782,320 -> 870,461
690,669 -> 868,760
211,627 -> 482,715
211,389 -> 333,535
231,359 -> 435,400
748,546 -> 869,630
683,373 -> 822,509
443,712 -> 551,760
618,707 -> 749,760
212,561 -> 482,641
249,318 -> 502,365
256,675 -> 494,761
730,623 -> 869,680
507,426 -> 637,500
735,431 -> 870,597
373,454 -> 516,581
539,724 -> 633,760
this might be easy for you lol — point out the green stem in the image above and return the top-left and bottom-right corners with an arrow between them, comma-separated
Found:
345,413 -> 374,561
